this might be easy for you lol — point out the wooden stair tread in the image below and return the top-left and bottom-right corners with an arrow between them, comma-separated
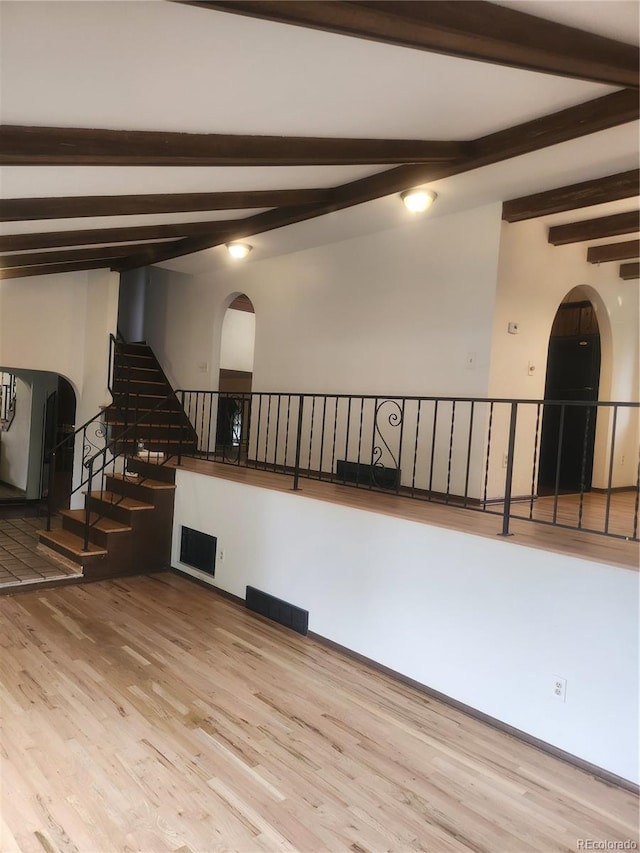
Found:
110,473 -> 176,490
86,490 -> 154,510
40,529 -> 108,557
108,421 -> 185,429
59,509 -> 132,533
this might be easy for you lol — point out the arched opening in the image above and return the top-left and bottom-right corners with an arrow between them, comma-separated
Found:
0,370 -> 76,509
216,294 -> 255,454
538,296 -> 601,494
43,376 -> 77,510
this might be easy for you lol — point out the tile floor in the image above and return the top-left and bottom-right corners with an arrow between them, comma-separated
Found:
0,516 -> 82,590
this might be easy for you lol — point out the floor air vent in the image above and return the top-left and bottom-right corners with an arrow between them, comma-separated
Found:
180,526 -> 216,575
245,586 -> 308,635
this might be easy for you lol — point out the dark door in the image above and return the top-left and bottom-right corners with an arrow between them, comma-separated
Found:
538,305 -> 601,494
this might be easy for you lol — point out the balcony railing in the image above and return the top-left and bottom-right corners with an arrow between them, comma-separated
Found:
175,390 -> 639,542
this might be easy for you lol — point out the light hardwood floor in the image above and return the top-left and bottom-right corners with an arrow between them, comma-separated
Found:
1,573 -> 637,853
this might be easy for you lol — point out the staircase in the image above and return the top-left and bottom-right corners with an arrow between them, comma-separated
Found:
107,341 -> 197,456
39,457 -> 177,581
38,341 -> 196,582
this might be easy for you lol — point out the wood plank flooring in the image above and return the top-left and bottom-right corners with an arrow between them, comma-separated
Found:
174,459 -> 639,571
1,573 -> 637,853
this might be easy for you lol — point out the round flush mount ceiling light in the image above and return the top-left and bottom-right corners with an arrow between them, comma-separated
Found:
400,188 -> 437,213
226,242 -> 253,259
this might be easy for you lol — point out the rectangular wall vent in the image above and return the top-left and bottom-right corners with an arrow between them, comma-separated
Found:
336,459 -> 400,490
245,586 -> 308,636
180,526 -> 216,575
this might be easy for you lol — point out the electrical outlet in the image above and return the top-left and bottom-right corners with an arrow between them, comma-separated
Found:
218,549 -> 225,562
620,454 -> 626,466
502,452 -> 509,468
552,676 -> 567,702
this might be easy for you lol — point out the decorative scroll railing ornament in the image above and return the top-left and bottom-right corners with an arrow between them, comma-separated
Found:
371,398 -> 402,488
83,419 -> 109,468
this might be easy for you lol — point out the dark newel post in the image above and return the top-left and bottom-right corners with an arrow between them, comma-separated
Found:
84,459 -> 94,551
177,390 -> 185,465
292,394 -> 304,491
500,401 -> 518,537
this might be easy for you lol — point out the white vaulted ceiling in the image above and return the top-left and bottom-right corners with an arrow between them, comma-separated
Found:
0,0 -> 638,277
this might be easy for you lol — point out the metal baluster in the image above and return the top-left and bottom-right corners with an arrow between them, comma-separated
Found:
292,395 -> 305,491
411,400 -> 421,499
319,396 -> 327,481
633,455 -> 639,541
344,397 -> 352,485
529,403 -> 541,520
483,401 -> 494,509
84,459 -> 94,551
463,401 -> 475,507
604,405 -> 618,535
356,397 -> 365,487
552,404 -> 566,525
207,391 -> 214,460
368,398 -> 378,490
499,401 -> 518,537
283,395 -> 292,473
396,398 -> 406,495
428,400 -> 438,500
577,403 -> 594,530
445,401 -> 456,504
274,395 -> 282,472
330,397 -> 338,482
307,396 -> 316,476
263,395 -> 271,471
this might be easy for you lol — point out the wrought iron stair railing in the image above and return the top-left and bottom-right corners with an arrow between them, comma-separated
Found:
46,390 -> 182,550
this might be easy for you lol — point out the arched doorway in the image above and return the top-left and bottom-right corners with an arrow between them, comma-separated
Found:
216,295 -> 255,455
538,298 -> 601,494
0,370 -> 76,508
43,376 -> 77,509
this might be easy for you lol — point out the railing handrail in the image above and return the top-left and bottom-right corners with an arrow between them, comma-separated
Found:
83,390 -> 179,470
175,389 -> 640,408
173,388 -> 639,543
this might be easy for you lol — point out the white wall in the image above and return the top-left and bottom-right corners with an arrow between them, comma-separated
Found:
146,203 -> 503,397
0,268 -> 119,424
173,470 -> 639,784
0,268 -> 119,504
219,308 -> 255,373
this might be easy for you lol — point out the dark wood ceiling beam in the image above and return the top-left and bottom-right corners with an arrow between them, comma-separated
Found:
0,243 -> 166,270
115,90 -> 640,271
0,259 -> 116,280
179,0 -> 640,88
548,211 -> 640,246
503,170 -> 640,223
0,220 -> 238,253
0,126 -> 470,166
472,90 -> 639,164
0,189 -> 334,222
587,240 -> 640,264
620,262 -> 640,280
